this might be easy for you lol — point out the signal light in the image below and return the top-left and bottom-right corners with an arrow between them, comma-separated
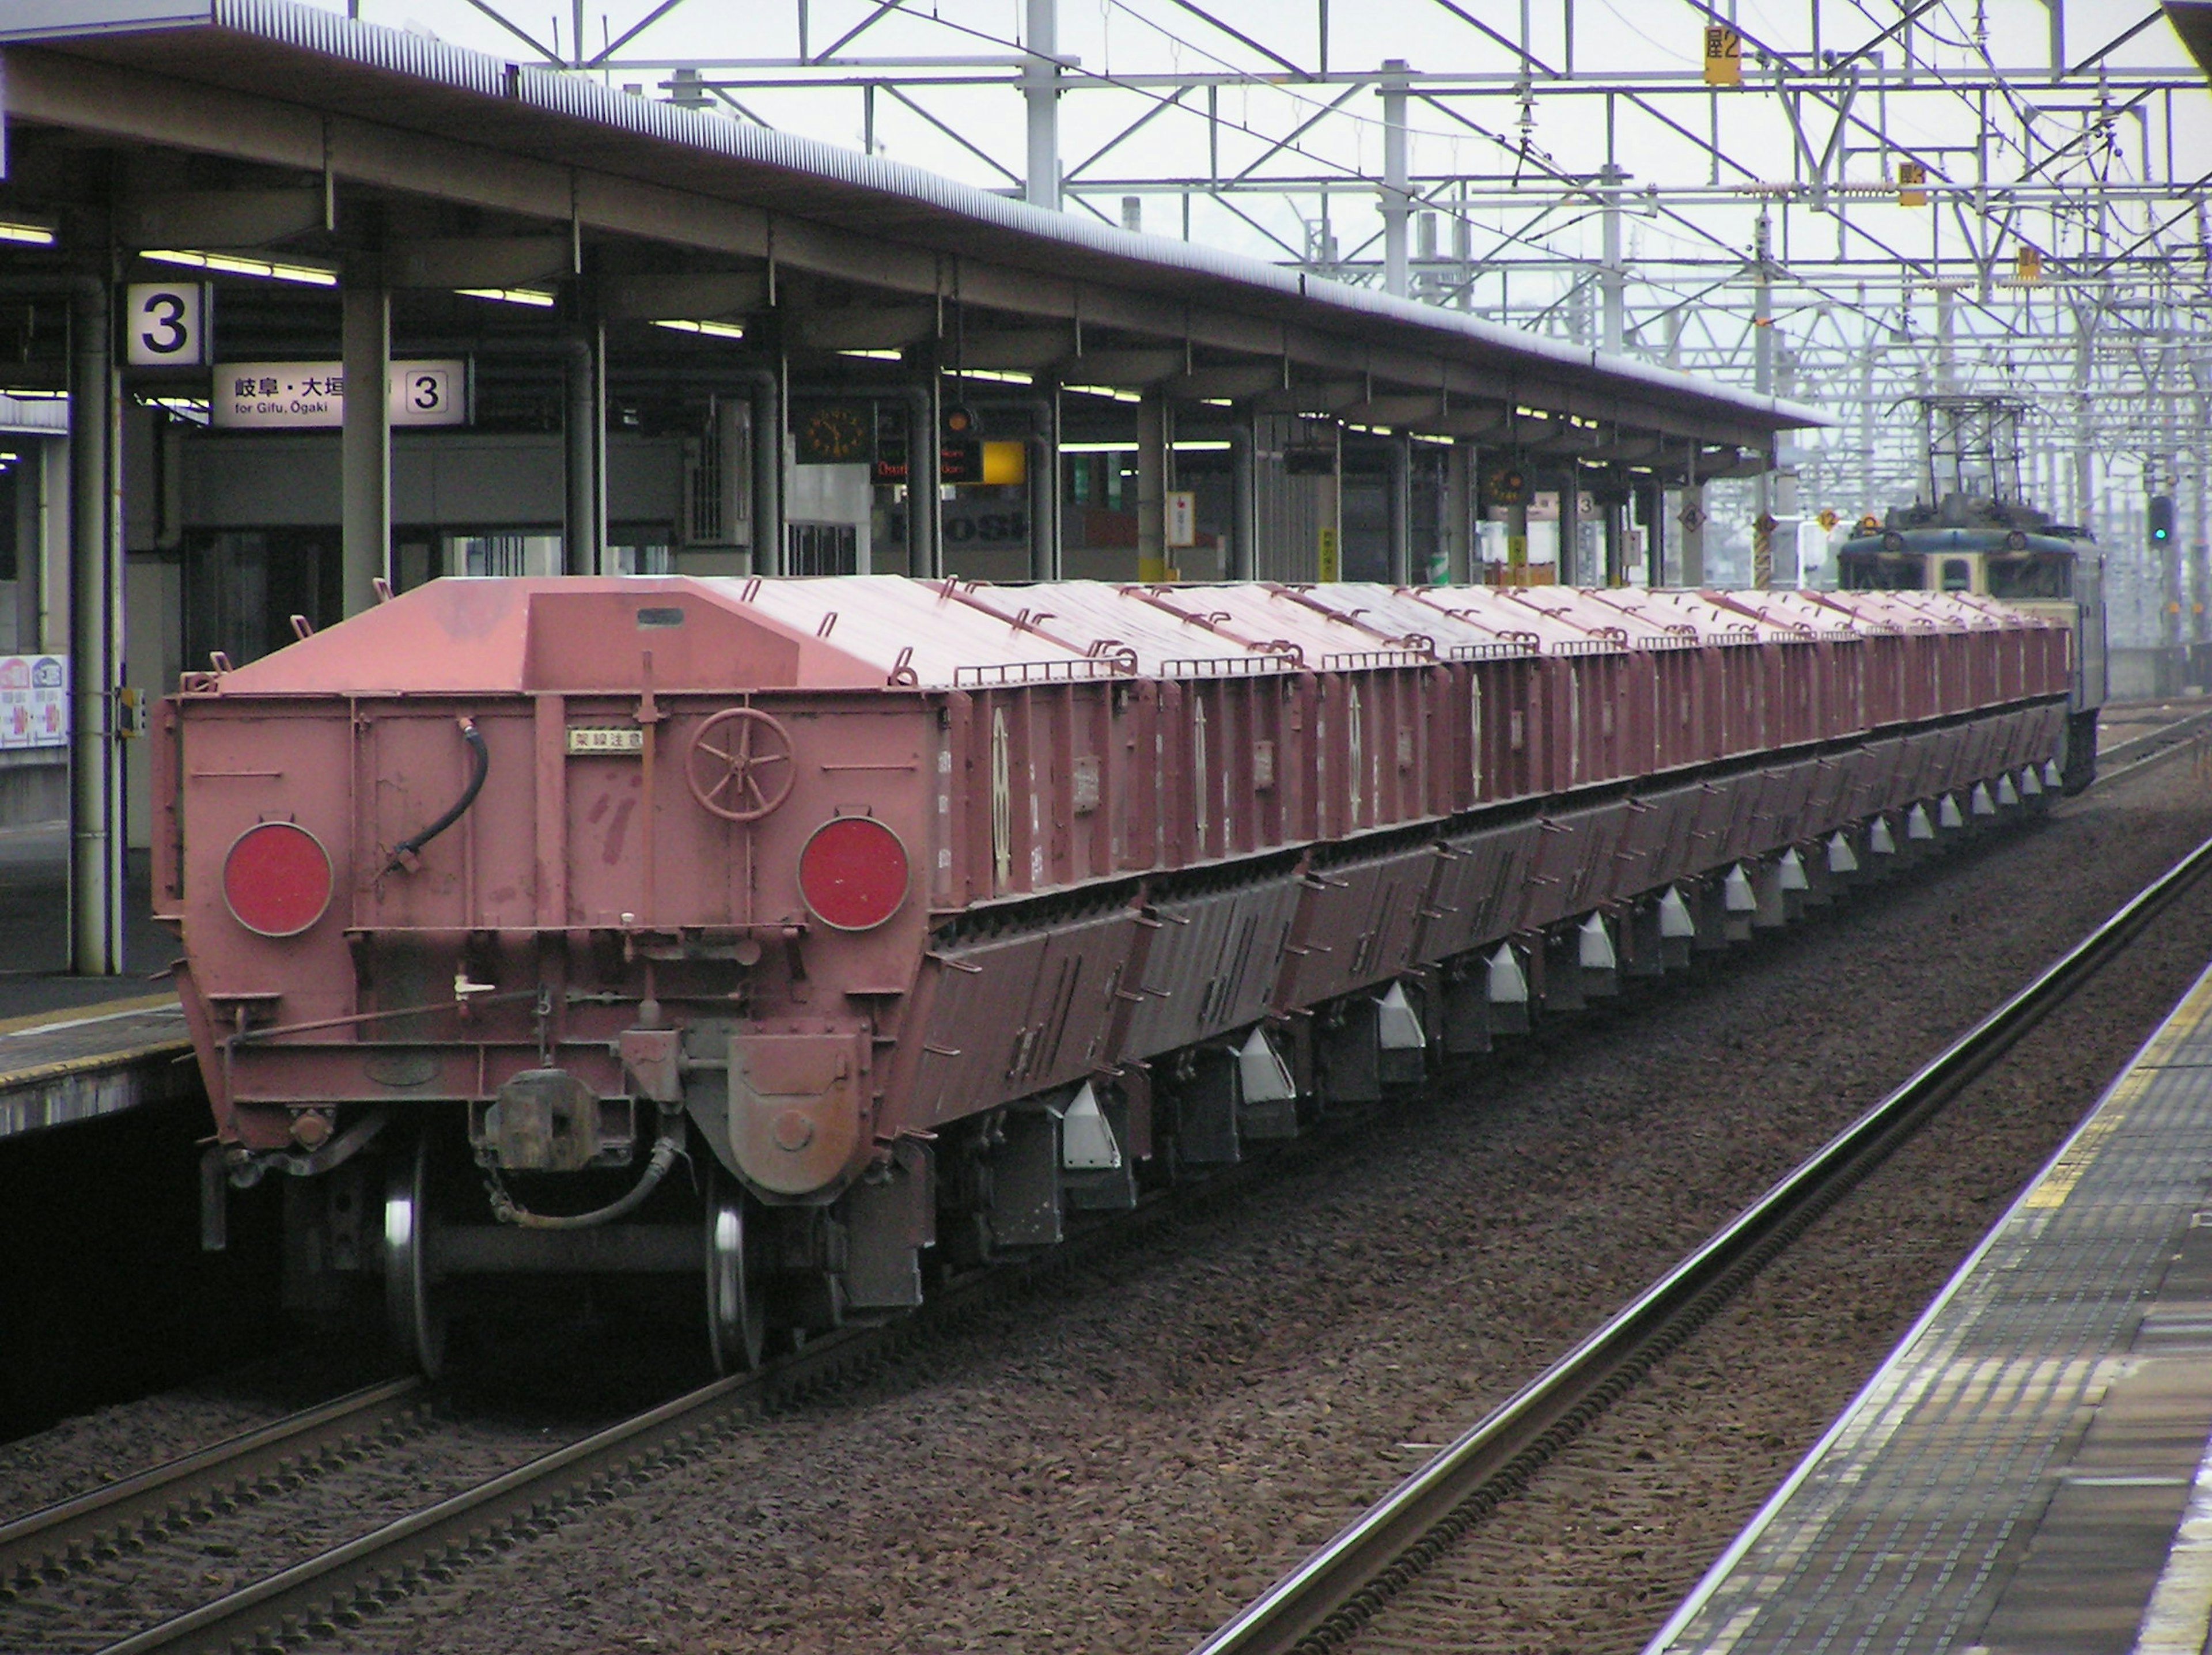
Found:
2150,495 -> 2175,545
797,816 -> 910,932
222,820 -> 334,937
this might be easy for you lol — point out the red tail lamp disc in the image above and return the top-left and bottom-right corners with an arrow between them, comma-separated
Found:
222,821 -> 334,938
797,816 -> 910,932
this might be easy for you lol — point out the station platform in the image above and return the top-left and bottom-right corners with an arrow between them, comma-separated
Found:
1651,959 -> 2212,1655
0,823 -> 194,1141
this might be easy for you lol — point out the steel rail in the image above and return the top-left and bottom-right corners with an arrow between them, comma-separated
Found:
89,1331 -> 867,1655
2093,705 -> 2212,784
0,1378 -> 426,1600
1189,825 -> 2212,1655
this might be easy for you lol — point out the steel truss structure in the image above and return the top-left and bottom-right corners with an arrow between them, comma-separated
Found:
387,0 -> 2200,621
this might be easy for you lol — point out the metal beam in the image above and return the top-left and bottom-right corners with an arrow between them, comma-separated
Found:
119,187 -> 323,248
384,236 -> 570,289
602,270 -> 767,320
796,304 -> 937,351
1056,347 -> 1185,387
957,325 -> 1078,370
1164,364 -> 1281,400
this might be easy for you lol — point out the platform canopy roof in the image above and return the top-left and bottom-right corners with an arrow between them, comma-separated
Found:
0,0 -> 1826,471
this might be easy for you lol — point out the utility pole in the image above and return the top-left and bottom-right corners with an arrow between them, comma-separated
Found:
1024,0 -> 1059,210
69,275 -> 122,975
2073,310 -> 2094,535
2194,383 -> 2211,663
2158,345 -> 2183,687
2188,456 -> 2209,668
1751,209 -> 1774,587
1935,284 -> 1957,397
1599,161 -> 1626,355
1382,58 -> 1411,298
1857,304 -> 1876,515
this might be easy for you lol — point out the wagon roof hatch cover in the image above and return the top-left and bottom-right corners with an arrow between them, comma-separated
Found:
194,577 -> 891,695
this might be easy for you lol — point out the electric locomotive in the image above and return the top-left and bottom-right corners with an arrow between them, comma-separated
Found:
1838,396 -> 2107,789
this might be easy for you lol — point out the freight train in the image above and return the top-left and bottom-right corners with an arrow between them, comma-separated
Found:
160,576 -> 2072,1375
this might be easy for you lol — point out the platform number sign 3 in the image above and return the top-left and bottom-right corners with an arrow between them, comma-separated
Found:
399,365 -> 453,421
125,283 -> 209,367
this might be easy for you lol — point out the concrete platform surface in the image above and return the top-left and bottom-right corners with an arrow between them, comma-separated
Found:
0,993 -> 196,1140
0,823 -> 195,1138
1650,961 -> 2212,1655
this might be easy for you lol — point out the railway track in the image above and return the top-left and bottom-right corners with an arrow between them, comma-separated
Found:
2095,702 -> 2212,784
55,1143 -> 1300,1654
1187,823 -> 2212,1655
0,1380 -> 428,1604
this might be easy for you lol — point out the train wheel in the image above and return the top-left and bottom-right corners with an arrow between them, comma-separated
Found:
705,1171 -> 769,1375
384,1131 -> 449,1379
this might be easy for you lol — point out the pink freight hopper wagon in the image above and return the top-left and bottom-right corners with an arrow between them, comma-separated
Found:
157,577 -> 2070,1374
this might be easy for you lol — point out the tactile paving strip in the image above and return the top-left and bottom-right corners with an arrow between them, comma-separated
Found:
1653,967 -> 2212,1655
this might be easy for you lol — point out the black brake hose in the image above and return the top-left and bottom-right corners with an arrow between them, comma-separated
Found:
384,717 -> 489,873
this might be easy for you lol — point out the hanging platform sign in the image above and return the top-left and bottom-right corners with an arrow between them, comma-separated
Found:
211,361 -> 470,430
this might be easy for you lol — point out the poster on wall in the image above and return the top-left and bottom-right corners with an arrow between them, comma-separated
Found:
0,655 -> 67,749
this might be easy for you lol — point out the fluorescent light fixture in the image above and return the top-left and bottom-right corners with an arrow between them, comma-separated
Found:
457,286 -> 557,308
1060,440 -> 1230,454
1409,432 -> 1453,446
1514,404 -> 1554,420
948,368 -> 1033,385
1200,397 -> 1234,407
1062,383 -> 1143,404
144,248 -> 339,286
0,389 -> 66,402
838,348 -> 906,361
138,398 -> 210,424
651,317 -> 747,340
0,215 -> 58,247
